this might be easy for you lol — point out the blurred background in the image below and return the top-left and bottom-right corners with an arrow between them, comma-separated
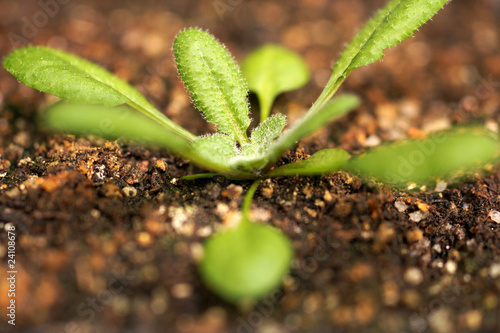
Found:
1,0 -> 500,332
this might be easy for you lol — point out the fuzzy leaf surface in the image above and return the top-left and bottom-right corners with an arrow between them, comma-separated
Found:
174,29 -> 251,144
191,134 -> 239,166
242,45 -> 309,120
243,115 -> 286,156
310,0 -> 448,112
3,46 -> 195,141
266,149 -> 349,177
346,127 -> 500,187
233,95 -> 358,174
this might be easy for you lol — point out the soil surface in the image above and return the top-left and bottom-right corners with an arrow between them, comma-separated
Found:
1,0 -> 500,332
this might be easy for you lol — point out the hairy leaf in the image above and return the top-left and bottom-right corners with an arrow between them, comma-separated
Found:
174,29 -> 251,145
310,0 -> 448,113
191,134 -> 239,166
242,45 -> 310,121
266,149 -> 349,177
42,103 -> 256,178
199,215 -> 292,303
346,127 -> 500,187
3,46 -> 195,141
243,115 -> 286,156
232,95 -> 358,174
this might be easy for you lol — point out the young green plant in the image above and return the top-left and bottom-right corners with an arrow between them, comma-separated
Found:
8,0 -> 499,304
199,180 -> 293,302
3,0 -> 451,182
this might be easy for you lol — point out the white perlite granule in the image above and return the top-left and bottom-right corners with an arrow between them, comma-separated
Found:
395,200 -> 408,212
488,210 -> 500,223
409,211 -> 425,222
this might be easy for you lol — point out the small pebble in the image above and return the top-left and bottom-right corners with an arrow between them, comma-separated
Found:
434,181 -> 447,192
171,283 -> 193,299
428,308 -> 452,333
488,210 -> 500,223
196,226 -> 212,237
464,310 -> 482,330
261,187 -> 274,199
485,120 -> 499,133
432,244 -> 442,253
190,243 -> 204,262
409,211 -> 426,222
404,267 -> 424,285
155,160 -> 168,171
489,263 -> 500,278
304,207 -> 317,218
363,134 -> 381,147
394,200 -> 408,212
406,228 -> 423,243
417,202 -> 429,212
122,186 -> 137,197
221,184 -> 243,199
422,117 -> 451,132
445,261 -> 457,274
136,232 -> 152,247
90,209 -> 101,219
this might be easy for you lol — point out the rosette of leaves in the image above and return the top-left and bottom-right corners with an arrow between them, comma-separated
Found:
7,0 -> 497,304
4,0 -> 451,181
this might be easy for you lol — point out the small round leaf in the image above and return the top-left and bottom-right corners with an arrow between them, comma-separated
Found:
242,45 -> 310,121
199,220 -> 293,302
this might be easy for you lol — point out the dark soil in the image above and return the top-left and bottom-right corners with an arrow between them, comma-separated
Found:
1,0 -> 500,332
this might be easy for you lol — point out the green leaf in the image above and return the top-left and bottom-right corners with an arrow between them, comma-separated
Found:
42,102 -> 256,178
191,134 -> 239,166
242,45 -> 310,121
265,149 -> 349,177
199,221 -> 293,302
267,94 -> 360,162
310,0 -> 448,113
233,95 -> 359,173
3,46 -> 196,141
174,29 -> 251,145
346,127 -> 500,187
200,180 -> 292,302
232,85 -> 358,175
243,115 -> 286,156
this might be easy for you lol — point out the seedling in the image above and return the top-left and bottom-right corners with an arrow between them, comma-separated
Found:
5,0 -> 500,303
199,180 -> 293,302
4,0 -> 451,181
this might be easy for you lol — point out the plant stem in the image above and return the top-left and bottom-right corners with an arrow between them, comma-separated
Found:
242,179 -> 262,222
307,76 -> 346,116
259,95 -> 273,123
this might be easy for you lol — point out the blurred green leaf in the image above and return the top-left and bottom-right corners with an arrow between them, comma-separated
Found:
266,149 -> 349,177
346,127 -> 500,187
242,45 -> 310,121
42,102 -> 257,178
199,219 -> 292,303
3,46 -> 195,141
